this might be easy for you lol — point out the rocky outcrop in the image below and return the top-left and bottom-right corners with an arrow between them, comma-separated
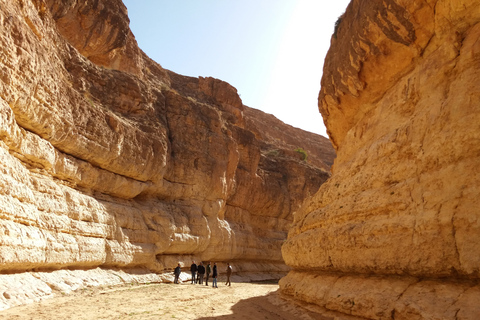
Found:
280,0 -> 480,319
0,0 -> 334,308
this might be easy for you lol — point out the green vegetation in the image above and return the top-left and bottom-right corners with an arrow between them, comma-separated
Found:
84,93 -> 95,108
266,149 -> 280,157
295,148 -> 308,161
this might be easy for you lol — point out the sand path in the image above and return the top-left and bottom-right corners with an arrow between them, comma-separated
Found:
0,281 -> 333,320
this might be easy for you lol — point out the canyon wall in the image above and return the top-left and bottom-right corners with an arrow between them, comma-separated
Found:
0,0 -> 335,309
280,0 -> 480,319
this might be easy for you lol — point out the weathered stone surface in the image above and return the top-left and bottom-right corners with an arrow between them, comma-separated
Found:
281,0 -> 480,319
0,0 -> 334,309
244,107 -> 335,172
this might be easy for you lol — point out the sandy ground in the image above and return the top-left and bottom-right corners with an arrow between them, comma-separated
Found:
0,281 -> 335,320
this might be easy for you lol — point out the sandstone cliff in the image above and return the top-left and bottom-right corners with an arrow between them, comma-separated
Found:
281,0 -> 480,319
0,0 -> 334,309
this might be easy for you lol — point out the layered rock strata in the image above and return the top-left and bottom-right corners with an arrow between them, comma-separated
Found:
0,0 -> 334,309
281,0 -> 480,319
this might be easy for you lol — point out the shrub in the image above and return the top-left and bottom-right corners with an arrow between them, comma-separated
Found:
295,148 -> 308,161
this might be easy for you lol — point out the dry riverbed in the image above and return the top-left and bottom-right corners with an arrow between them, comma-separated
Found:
0,281 -> 341,320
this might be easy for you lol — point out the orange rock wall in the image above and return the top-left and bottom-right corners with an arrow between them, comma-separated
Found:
281,0 -> 480,319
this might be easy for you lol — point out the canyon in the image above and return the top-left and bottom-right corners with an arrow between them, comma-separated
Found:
280,0 -> 480,319
0,0 -> 335,311
0,0 -> 478,319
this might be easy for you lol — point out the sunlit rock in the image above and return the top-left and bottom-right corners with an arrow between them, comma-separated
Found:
281,0 -> 480,318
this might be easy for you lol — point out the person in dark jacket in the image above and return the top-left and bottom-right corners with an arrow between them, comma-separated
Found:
174,263 -> 181,284
205,262 -> 211,286
197,262 -> 206,284
190,261 -> 197,284
212,262 -> 218,288
225,262 -> 232,286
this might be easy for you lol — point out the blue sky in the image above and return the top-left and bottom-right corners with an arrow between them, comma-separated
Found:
122,0 -> 350,137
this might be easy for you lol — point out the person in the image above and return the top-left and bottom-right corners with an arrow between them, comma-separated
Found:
205,262 -> 211,286
197,262 -> 205,284
174,263 -> 181,284
225,262 -> 232,286
190,261 -> 197,284
212,262 -> 218,288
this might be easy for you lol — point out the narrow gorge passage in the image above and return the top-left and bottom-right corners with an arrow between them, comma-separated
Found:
0,282 -> 339,320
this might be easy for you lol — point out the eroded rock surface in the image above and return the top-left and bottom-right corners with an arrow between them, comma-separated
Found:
0,0 -> 334,309
281,0 -> 480,319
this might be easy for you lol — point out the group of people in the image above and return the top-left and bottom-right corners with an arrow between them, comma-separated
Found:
173,261 -> 232,287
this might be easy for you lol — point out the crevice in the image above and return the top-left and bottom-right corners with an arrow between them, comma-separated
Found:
395,278 -> 420,303
418,0 -> 438,59
446,285 -> 472,320
419,33 -> 435,57
451,212 -> 461,270
386,278 -> 420,320
162,177 -> 195,186
454,308 -> 460,320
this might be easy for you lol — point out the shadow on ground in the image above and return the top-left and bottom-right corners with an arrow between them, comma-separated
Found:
196,290 -> 334,320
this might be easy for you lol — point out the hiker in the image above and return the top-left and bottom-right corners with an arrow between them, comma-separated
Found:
197,262 -> 206,284
190,261 -> 197,284
205,262 -> 211,286
225,262 -> 232,286
174,263 -> 181,284
212,262 -> 218,288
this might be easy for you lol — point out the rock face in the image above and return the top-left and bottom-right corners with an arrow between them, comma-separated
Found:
0,0 -> 334,306
280,0 -> 480,319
